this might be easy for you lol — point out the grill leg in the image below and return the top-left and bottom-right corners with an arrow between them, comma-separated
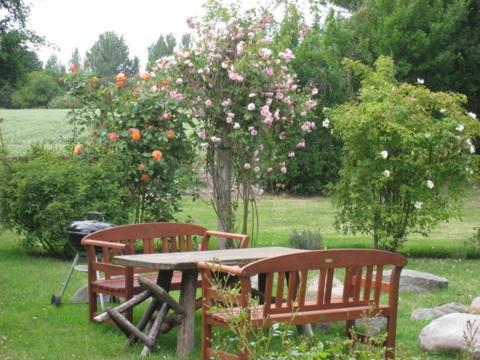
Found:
59,253 -> 79,298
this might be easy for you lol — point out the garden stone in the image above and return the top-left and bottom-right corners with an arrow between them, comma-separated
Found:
383,269 -> 448,293
470,297 -> 480,314
306,277 -> 344,300
70,284 -> 89,303
419,313 -> 480,358
70,285 -> 112,304
355,317 -> 387,336
411,302 -> 469,321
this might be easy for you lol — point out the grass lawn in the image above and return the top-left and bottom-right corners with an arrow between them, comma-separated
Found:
0,109 -> 72,156
1,193 -> 479,359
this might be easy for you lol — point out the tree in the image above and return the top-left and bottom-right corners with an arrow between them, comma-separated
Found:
180,33 -> 192,49
147,33 -> 176,69
85,31 -> 137,79
0,0 -> 44,107
44,54 -> 65,74
11,71 -> 62,108
157,1 -> 318,245
320,0 -> 480,114
69,48 -> 82,68
331,56 -> 480,251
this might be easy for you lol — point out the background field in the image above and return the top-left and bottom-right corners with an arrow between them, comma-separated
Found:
0,109 -> 72,156
1,109 -> 479,359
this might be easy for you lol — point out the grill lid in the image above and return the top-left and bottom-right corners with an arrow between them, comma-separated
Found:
66,220 -> 114,236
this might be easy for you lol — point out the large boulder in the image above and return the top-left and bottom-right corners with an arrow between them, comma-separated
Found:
470,297 -> 480,314
306,276 -> 344,300
383,269 -> 448,293
412,302 -> 469,321
419,313 -> 480,358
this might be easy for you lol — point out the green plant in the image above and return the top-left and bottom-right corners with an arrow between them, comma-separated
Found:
466,227 -> 480,255
0,146 -> 129,256
330,56 -> 480,251
288,229 -> 324,250
10,71 -> 63,108
47,94 -> 77,109
158,1 -> 318,240
63,65 -> 196,223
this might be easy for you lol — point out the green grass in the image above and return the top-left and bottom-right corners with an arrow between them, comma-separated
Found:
0,109 -> 71,156
1,227 -> 479,359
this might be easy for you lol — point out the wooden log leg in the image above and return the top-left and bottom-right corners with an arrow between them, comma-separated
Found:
94,290 -> 151,323
108,309 -> 153,346
125,299 -> 158,347
127,271 -> 174,346
141,302 -> 169,357
176,270 -> 198,358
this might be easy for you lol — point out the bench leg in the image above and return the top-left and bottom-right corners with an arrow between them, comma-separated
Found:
346,320 -> 355,339
385,315 -> 396,359
88,286 -> 97,322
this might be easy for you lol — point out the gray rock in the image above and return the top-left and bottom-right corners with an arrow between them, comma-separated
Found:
69,284 -> 111,304
470,297 -> 480,314
419,313 -> 480,358
383,269 -> 448,293
412,302 -> 469,321
69,284 -> 89,303
355,317 -> 387,336
306,277 -> 344,300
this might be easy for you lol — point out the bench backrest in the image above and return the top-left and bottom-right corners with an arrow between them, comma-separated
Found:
237,249 -> 407,316
82,222 -> 208,278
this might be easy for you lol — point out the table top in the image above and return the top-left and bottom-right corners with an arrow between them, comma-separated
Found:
114,247 -> 306,271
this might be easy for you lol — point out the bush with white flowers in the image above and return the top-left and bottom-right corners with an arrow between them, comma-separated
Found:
155,1 -> 317,238
330,56 -> 479,251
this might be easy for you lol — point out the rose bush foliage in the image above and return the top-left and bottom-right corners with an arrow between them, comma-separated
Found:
330,56 -> 479,251
153,1 -> 318,234
63,67 -> 195,223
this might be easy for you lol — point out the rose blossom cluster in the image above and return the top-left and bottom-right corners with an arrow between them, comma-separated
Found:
152,7 -> 317,177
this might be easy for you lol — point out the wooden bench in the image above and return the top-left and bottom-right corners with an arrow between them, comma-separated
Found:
81,222 -> 249,322
198,249 -> 407,360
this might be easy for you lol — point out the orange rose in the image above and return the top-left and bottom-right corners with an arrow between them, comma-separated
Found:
166,129 -> 176,139
116,72 -> 126,82
160,79 -> 169,87
130,129 -> 142,141
73,144 -> 83,155
152,150 -> 163,161
141,72 -> 151,81
108,132 -> 119,142
161,112 -> 171,121
141,173 -> 151,181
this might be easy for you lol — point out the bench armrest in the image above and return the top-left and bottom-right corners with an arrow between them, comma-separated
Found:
81,239 -> 127,251
197,261 -> 243,276
199,231 -> 249,250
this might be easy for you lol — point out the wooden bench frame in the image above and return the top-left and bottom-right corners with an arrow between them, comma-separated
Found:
81,222 -> 249,322
198,249 -> 407,360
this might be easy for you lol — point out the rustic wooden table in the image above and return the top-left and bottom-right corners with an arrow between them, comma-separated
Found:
114,247 -> 305,358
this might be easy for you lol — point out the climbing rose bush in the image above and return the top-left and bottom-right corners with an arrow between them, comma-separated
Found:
330,56 -> 480,251
154,1 -> 318,234
63,70 -> 195,223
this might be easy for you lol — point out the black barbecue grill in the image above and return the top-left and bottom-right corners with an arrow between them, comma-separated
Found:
51,212 -> 114,306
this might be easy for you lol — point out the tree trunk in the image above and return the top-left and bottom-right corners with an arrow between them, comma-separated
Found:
213,139 -> 235,249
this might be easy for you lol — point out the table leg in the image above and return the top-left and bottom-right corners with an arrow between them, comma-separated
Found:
176,269 -> 198,358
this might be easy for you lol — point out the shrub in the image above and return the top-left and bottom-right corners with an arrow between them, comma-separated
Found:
47,94 -> 77,109
330,56 -> 480,251
288,229 -> 324,250
10,71 -> 63,108
0,147 -> 129,257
